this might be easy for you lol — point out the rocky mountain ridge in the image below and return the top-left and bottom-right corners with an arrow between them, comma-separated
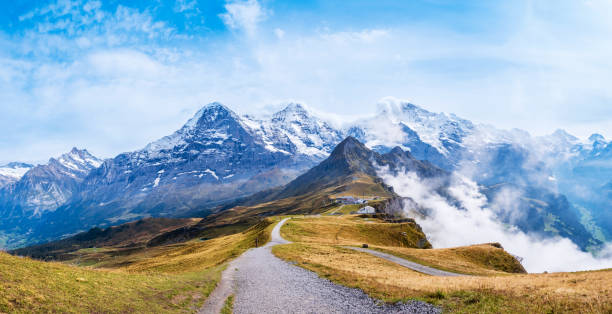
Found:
0,103 -> 345,247
0,100 -> 609,251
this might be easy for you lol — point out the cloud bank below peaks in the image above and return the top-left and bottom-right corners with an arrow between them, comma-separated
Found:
377,169 -> 612,273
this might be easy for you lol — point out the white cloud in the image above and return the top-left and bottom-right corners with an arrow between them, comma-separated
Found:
174,0 -> 197,13
17,0 -> 174,55
320,29 -> 390,44
220,0 -> 268,37
378,170 -> 612,273
274,28 -> 285,39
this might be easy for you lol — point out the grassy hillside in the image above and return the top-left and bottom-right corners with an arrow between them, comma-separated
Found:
272,214 -> 610,313
0,218 -> 277,313
54,218 -> 275,272
0,251 -> 219,313
207,173 -> 392,225
147,171 -> 394,247
372,244 -> 526,275
11,217 -> 201,261
183,137 -> 413,239
4,211 -> 610,313
142,137 -> 441,248
277,215 -> 525,275
114,219 -> 275,273
273,244 -> 612,313
281,215 -> 431,248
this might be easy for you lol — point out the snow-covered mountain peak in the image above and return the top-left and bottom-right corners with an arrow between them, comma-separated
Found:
586,133 -> 608,152
376,97 -> 439,120
144,102 -> 243,154
180,102 -> 234,131
278,102 -> 307,112
5,162 -> 34,168
375,97 -> 467,126
185,102 -> 238,129
537,129 -> 581,150
376,97 -> 416,115
551,129 -> 579,141
263,102 -> 344,157
370,97 -> 474,156
55,148 -> 102,172
589,133 -> 606,143
0,162 -> 34,180
0,148 -> 103,217
272,103 -> 311,122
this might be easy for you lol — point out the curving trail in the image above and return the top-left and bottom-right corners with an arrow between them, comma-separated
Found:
327,204 -> 345,215
267,217 -> 291,246
345,246 -> 467,277
200,218 -> 441,314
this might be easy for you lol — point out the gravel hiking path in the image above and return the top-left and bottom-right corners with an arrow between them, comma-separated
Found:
345,247 -> 467,277
200,218 -> 441,313
198,263 -> 235,314
328,204 -> 345,215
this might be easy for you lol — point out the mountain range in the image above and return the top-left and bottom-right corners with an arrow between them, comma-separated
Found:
0,99 -> 609,251
20,136 -> 444,251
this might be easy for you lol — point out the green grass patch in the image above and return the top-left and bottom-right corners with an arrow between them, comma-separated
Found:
220,294 -> 234,314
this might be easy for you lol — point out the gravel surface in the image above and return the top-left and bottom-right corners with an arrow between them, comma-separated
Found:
200,218 -> 441,313
232,218 -> 441,313
327,205 -> 345,215
346,247 -> 467,277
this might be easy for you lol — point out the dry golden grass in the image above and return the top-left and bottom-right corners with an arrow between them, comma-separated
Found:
281,215 -> 431,248
374,244 -> 526,275
329,174 -> 392,199
118,219 -> 275,273
323,204 -> 363,215
0,218 -> 277,313
0,251 -> 221,313
281,215 -> 524,275
273,243 -> 612,313
13,217 -> 203,263
200,172 -> 391,229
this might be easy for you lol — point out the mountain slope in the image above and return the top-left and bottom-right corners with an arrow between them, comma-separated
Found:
72,103 -> 297,216
1,103 -> 344,248
266,137 -> 447,201
348,99 -> 606,251
76,102 -> 343,214
0,148 -> 101,218
0,148 -> 102,248
148,137 -> 447,245
10,217 -> 201,261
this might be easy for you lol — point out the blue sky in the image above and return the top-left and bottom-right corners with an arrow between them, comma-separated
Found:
1,0 -> 612,164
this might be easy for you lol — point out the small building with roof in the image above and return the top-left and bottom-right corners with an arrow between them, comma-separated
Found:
356,206 -> 376,214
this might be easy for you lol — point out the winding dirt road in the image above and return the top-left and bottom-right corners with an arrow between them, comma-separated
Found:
345,246 -> 467,277
199,218 -> 441,313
